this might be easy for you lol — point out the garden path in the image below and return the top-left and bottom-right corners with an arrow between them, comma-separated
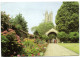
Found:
44,43 -> 78,56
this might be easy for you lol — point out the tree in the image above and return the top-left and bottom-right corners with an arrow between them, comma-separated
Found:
10,13 -> 28,32
42,35 -> 49,41
32,22 -> 54,35
55,2 -> 79,33
1,11 -> 10,31
31,26 -> 37,32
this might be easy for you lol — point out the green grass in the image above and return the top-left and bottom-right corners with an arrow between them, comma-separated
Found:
58,43 -> 79,54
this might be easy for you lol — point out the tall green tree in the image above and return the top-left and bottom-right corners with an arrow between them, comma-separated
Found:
10,13 -> 28,32
55,2 -> 79,33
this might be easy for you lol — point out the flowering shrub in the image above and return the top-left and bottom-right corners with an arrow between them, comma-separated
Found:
23,38 -> 35,42
1,29 -> 48,56
1,29 -> 23,56
22,38 -> 48,56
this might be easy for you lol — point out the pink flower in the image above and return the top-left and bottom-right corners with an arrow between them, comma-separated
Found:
14,51 -> 16,54
8,29 -> 13,31
2,30 -> 8,34
17,54 -> 21,57
36,48 -> 38,49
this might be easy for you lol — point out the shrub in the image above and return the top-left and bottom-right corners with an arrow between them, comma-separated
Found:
42,35 -> 49,41
69,32 -> 79,43
1,29 -> 23,56
22,38 -> 48,56
57,32 -> 68,42
1,35 -> 9,56
22,38 -> 35,48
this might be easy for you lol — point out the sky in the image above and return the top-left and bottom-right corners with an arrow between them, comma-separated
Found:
1,2 -> 62,34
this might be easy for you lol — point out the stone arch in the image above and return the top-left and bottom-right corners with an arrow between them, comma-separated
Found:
45,28 -> 60,43
48,32 -> 57,37
45,28 -> 58,35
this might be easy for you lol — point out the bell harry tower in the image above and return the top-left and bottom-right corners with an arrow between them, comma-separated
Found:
45,11 -> 53,23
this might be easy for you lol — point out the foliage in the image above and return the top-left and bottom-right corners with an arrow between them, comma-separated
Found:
34,30 -> 39,36
69,32 -> 79,43
42,35 -> 49,40
48,34 -> 55,39
35,38 -> 47,44
23,38 -> 35,47
1,35 -> 9,43
55,2 -> 79,33
57,32 -> 68,42
1,11 -> 10,31
31,26 -> 37,32
10,13 -> 28,32
57,32 -> 79,43
58,43 -> 79,54
32,22 -> 54,37
22,38 -> 48,56
1,35 -> 9,55
1,29 -> 23,56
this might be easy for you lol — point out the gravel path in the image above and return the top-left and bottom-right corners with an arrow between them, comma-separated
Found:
44,43 -> 78,56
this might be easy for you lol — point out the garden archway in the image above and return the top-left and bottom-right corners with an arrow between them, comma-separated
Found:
45,28 -> 60,43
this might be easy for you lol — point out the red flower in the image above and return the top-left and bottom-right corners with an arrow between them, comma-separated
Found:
32,54 -> 34,56
38,53 -> 40,56
22,54 -> 25,56
23,46 -> 25,48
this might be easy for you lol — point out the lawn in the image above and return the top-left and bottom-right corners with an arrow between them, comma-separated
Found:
58,43 -> 79,54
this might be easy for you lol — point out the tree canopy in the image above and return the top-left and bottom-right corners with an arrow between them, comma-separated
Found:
31,22 -> 54,35
55,2 -> 79,33
10,13 -> 28,32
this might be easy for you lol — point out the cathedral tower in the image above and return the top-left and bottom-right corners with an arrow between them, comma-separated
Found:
45,11 -> 48,22
45,11 -> 53,22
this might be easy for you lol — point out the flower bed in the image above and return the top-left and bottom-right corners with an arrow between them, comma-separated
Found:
22,38 -> 48,56
1,29 -> 48,56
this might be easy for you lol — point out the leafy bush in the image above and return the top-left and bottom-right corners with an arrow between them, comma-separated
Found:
1,29 -> 23,56
69,32 -> 79,43
1,35 -> 9,56
22,38 -> 48,56
57,32 -> 68,42
23,38 -> 35,48
48,34 -> 56,39
42,35 -> 49,40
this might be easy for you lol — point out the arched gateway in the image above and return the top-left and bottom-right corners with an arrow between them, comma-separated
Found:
45,28 -> 60,43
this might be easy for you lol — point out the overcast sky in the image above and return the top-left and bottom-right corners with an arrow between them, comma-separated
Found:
1,2 -> 62,34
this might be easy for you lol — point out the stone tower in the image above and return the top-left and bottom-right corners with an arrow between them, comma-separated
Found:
45,11 -> 53,22
45,11 -> 48,22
